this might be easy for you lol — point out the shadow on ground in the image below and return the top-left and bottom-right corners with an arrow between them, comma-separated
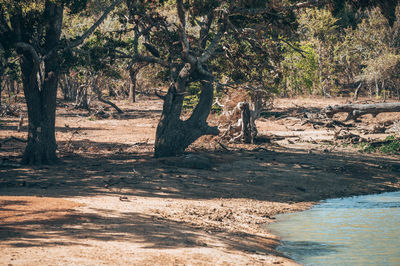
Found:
1,137 -> 399,203
0,200 -> 281,256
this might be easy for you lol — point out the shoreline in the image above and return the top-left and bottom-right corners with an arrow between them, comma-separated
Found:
266,189 -> 400,265
1,180 -> 398,265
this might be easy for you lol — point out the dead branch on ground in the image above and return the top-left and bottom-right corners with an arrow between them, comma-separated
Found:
324,102 -> 400,121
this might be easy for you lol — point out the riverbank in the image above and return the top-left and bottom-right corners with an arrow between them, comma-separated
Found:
1,97 -> 399,265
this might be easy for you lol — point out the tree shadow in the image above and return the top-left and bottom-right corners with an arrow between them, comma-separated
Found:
1,138 -> 399,262
0,204 -> 281,257
0,138 -> 399,203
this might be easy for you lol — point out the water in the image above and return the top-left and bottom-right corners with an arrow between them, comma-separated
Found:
267,191 -> 400,266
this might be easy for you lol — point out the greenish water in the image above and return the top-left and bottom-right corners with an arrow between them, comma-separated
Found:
267,191 -> 400,266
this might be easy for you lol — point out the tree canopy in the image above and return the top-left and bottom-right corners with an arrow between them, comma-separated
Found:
1,0 -> 400,163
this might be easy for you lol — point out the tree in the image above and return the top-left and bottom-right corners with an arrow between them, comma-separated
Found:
120,0 -> 327,157
0,0 -> 122,164
298,7 -> 339,96
280,44 -> 319,96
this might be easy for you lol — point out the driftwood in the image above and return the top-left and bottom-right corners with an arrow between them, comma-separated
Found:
324,102 -> 400,121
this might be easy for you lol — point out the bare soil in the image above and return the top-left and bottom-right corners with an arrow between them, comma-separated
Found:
1,96 -> 399,265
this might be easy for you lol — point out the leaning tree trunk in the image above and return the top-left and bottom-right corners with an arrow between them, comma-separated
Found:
154,67 -> 219,157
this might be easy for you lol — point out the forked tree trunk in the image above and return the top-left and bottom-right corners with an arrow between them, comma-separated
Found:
154,69 -> 218,157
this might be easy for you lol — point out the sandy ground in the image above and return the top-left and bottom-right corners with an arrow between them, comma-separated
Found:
1,96 -> 399,265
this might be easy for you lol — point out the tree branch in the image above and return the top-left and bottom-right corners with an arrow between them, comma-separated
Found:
68,0 -> 123,49
15,42 -> 41,87
0,9 -> 12,41
114,49 -> 168,66
176,0 -> 190,53
92,76 -> 123,113
199,3 -> 234,64
199,11 -> 215,49
42,0 -> 123,61
155,89 -> 167,100
231,0 -> 326,16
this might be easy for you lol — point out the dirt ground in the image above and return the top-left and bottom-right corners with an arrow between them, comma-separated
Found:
1,95 -> 399,265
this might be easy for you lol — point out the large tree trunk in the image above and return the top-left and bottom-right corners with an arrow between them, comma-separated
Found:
154,67 -> 219,157
20,3 -> 63,165
20,54 -> 59,164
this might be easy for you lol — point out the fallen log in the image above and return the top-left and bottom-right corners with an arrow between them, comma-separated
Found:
324,102 -> 400,121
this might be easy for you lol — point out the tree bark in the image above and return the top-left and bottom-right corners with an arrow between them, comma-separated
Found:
375,75 -> 379,98
0,43 -> 4,107
0,73 -> 3,108
353,82 -> 361,101
20,53 -> 60,164
154,67 -> 219,157
19,3 -> 63,165
324,102 -> 400,121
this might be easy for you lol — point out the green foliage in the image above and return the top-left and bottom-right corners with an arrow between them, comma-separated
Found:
279,5 -> 400,98
183,82 -> 201,110
182,82 -> 222,113
359,136 -> 400,154
280,44 -> 319,96
299,8 -> 339,43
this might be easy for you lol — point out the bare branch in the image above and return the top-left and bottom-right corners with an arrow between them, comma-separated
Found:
114,49 -> 168,66
68,0 -> 123,49
214,97 -> 225,107
41,0 -> 123,61
199,5 -> 233,63
92,76 -> 123,113
176,0 -> 190,53
231,0 -> 326,16
279,38 -> 308,58
199,11 -> 215,49
155,89 -> 167,100
15,42 -> 41,87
